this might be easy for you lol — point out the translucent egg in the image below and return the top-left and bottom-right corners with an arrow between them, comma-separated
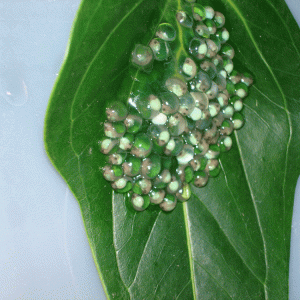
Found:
119,133 -> 134,150
102,165 -> 123,182
212,54 -> 224,71
204,6 -> 215,19
194,110 -> 211,129
176,10 -> 193,28
153,169 -> 172,189
220,119 -> 234,135
204,19 -> 217,34
200,60 -> 217,79
112,176 -> 133,193
106,101 -> 128,122
122,156 -> 142,177
214,11 -> 225,28
232,112 -> 245,129
141,154 -> 161,179
218,136 -> 233,152
229,70 -> 241,84
131,194 -> 150,211
160,92 -> 180,115
164,137 -> 184,156
217,92 -> 229,107
212,112 -> 224,127
168,113 -> 187,136
235,82 -> 249,98
205,38 -> 219,58
208,101 -> 221,117
223,56 -> 234,74
165,77 -> 188,97
189,38 -> 208,60
136,94 -> 161,119
181,57 -> 197,79
132,177 -> 152,194
108,153 -> 126,165
203,122 -> 218,141
222,105 -> 235,119
149,188 -> 165,204
131,44 -> 153,70
195,23 -> 210,39
104,121 -> 126,138
131,133 -> 153,158
185,129 -> 202,145
193,170 -> 209,187
195,138 -> 209,156
221,43 -> 235,59
149,38 -> 171,61
166,175 -> 182,194
99,138 -> 119,155
148,124 -> 170,146
214,74 -> 227,91
205,144 -> 220,159
205,159 -> 221,177
206,81 -> 219,100
191,70 -> 212,92
216,28 -> 230,43
192,3 -> 206,21
178,92 -> 196,116
177,144 -> 195,165
177,165 -> 194,183
160,194 -> 177,211
241,72 -> 254,86
156,23 -> 176,41
124,113 -> 143,133
190,91 -> 209,110
176,183 -> 192,202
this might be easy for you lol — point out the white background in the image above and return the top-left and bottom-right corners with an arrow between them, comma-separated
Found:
0,0 -> 299,299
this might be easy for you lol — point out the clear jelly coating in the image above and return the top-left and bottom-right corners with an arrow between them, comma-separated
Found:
100,1 -> 254,212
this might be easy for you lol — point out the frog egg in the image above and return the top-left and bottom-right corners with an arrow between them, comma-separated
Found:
200,60 -> 217,79
99,138 -> 119,155
122,155 -> 142,177
176,10 -> 193,28
131,193 -> 150,211
191,70 -> 212,92
148,124 -> 170,146
156,23 -> 176,41
217,92 -> 229,107
119,133 -> 134,150
149,188 -> 165,204
204,6 -> 215,19
164,137 -> 184,156
212,112 -> 225,127
220,119 -> 234,135
190,154 -> 205,171
177,144 -> 195,165
212,54 -> 224,71
166,175 -> 182,194
221,43 -> 235,59
226,80 -> 236,96
195,138 -> 209,156
137,94 -> 160,119
141,154 -> 161,179
214,74 -> 227,91
132,177 -> 152,194
176,183 -> 192,202
178,93 -> 196,116
153,169 -> 172,189
104,121 -> 126,138
131,133 -> 153,158
214,11 -> 226,28
216,28 -> 230,44
149,38 -> 171,61
160,194 -> 177,212
223,57 -> 234,74
203,122 -> 218,141
229,70 -> 241,84
102,165 -> 123,182
235,82 -> 249,98
192,3 -> 206,21
106,101 -> 128,122
218,135 -> 233,152
165,77 -> 188,97
188,106 -> 203,121
206,38 -> 220,58
131,44 -> 153,70
112,176 -> 133,193
205,144 -> 220,159
208,101 -> 221,117
206,81 -> 219,100
190,91 -> 209,110
232,112 -> 245,129
241,72 -> 254,86
204,19 -> 217,35
181,57 -> 197,79
152,112 -> 168,125
189,39 -> 208,62
124,113 -> 143,134
185,129 -> 202,145
194,109 -> 211,129
168,113 -> 187,136
160,92 -> 180,115
222,105 -> 235,119
177,165 -> 194,183
193,170 -> 209,187
234,99 -> 243,111
205,159 -> 221,177
108,153 -> 126,165
195,22 -> 210,39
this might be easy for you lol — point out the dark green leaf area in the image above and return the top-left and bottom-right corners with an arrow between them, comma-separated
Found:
44,0 -> 300,299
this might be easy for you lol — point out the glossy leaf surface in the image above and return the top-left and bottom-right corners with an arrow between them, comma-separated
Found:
44,0 -> 300,298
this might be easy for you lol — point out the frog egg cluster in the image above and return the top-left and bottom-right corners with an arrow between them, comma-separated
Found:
100,1 -> 253,212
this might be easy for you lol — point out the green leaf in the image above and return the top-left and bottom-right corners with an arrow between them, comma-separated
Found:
44,0 -> 300,298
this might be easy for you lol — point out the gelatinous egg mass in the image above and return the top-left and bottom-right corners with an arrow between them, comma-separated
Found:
100,1 -> 253,212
